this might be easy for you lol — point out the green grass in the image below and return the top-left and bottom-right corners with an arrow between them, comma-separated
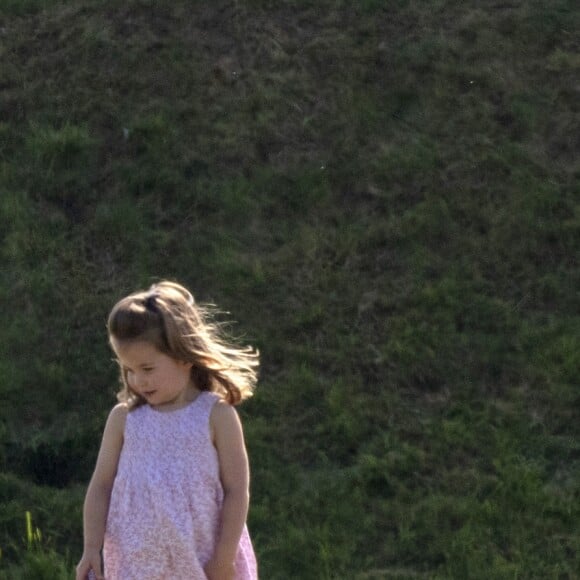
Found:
0,0 -> 579,577
0,0 -> 63,16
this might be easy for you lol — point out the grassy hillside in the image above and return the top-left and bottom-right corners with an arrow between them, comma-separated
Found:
1,0 -> 579,578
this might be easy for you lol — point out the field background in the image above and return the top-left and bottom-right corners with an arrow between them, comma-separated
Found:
0,0 -> 579,578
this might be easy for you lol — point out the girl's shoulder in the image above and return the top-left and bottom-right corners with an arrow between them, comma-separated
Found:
107,402 -> 129,432
111,401 -> 129,416
112,401 -> 129,410
208,398 -> 242,441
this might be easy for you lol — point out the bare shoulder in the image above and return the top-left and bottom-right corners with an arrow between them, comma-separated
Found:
99,403 -> 128,448
91,403 -> 128,488
209,400 -> 249,490
107,403 -> 128,433
211,399 -> 238,420
110,402 -> 129,418
209,400 -> 243,441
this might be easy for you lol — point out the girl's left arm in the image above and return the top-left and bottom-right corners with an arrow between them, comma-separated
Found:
206,402 -> 251,580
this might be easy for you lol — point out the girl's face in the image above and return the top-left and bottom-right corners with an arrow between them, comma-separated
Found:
111,338 -> 196,410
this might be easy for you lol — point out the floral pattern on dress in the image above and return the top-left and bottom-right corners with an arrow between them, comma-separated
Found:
103,392 -> 257,580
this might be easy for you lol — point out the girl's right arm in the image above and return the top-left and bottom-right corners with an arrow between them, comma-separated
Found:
76,403 -> 127,580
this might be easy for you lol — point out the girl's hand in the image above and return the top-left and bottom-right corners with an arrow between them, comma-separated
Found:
204,556 -> 235,580
75,549 -> 104,580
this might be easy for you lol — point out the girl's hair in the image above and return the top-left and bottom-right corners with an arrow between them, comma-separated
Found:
107,280 -> 259,409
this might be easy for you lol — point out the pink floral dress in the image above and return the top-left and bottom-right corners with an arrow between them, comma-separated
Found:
103,392 -> 257,579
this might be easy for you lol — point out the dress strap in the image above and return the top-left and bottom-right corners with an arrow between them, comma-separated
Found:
195,391 -> 221,424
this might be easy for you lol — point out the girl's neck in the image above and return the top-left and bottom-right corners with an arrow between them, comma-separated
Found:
150,385 -> 202,413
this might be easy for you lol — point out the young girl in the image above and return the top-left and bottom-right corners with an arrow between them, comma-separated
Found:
76,281 -> 259,580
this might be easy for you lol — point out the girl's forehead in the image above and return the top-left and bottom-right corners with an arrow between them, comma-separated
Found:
111,339 -> 160,362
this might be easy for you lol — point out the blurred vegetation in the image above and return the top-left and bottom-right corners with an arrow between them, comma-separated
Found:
0,0 -> 578,578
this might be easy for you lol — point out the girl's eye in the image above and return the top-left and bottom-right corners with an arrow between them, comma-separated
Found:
143,368 -> 154,373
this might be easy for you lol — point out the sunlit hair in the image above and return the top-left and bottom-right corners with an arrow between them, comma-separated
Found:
107,280 -> 259,409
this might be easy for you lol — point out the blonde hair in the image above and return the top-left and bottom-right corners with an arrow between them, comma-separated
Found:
107,280 -> 259,409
